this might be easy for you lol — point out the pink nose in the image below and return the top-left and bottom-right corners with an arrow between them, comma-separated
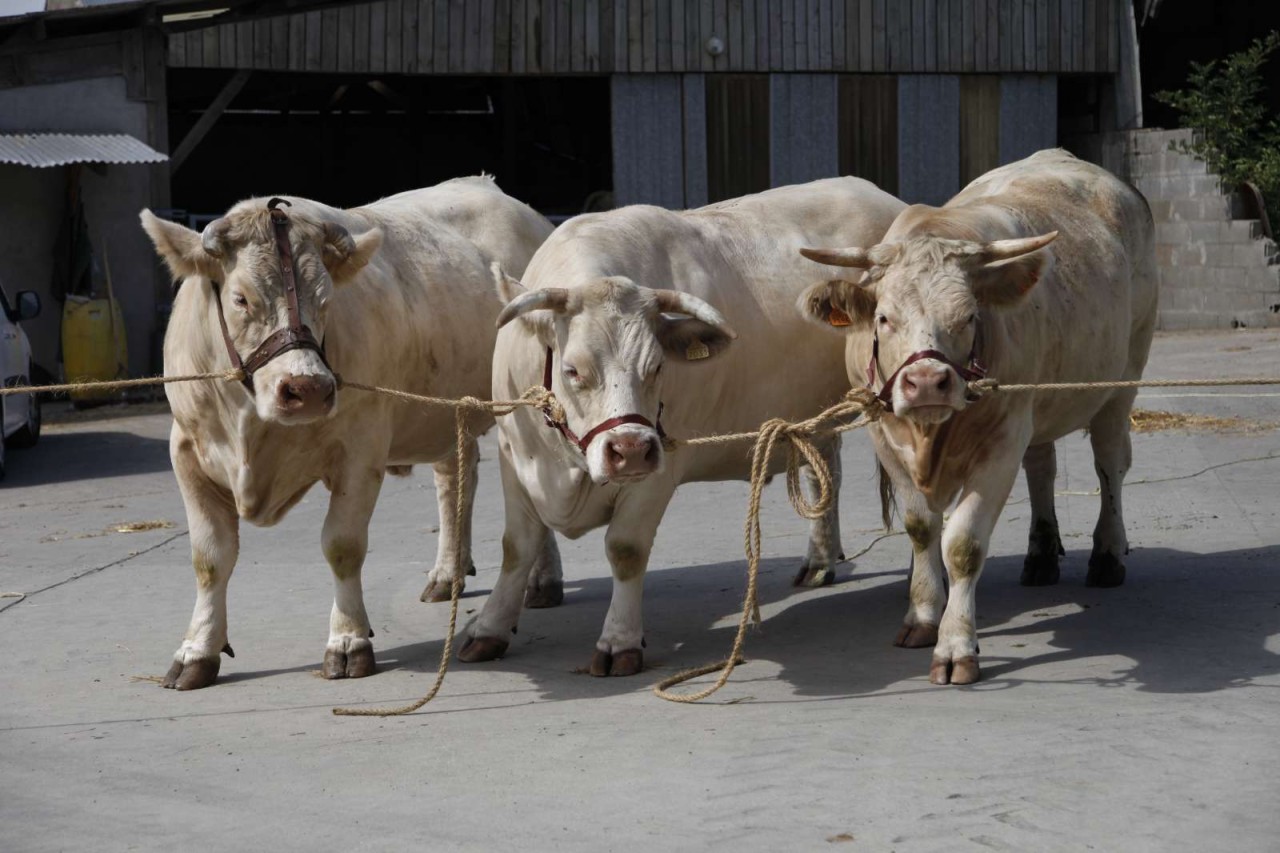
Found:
277,375 -> 336,418
899,363 -> 953,406
603,433 -> 660,479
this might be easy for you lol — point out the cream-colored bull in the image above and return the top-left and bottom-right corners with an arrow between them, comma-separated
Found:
140,177 -> 552,689
459,178 -> 906,676
800,150 -> 1158,685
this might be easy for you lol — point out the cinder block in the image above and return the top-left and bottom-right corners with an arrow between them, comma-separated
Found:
1156,222 -> 1193,243
1227,220 -> 1263,240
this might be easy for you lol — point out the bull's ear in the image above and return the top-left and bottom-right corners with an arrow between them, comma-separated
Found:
323,226 -> 382,286
655,317 -> 735,363
492,263 -> 564,347
139,210 -> 221,281
967,231 -> 1057,307
798,279 -> 877,331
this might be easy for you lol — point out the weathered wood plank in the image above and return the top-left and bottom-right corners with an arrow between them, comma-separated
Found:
960,0 -> 973,71
585,0 -> 600,71
768,0 -> 782,69
831,0 -> 843,70
686,0 -> 700,70
699,0 -> 713,71
388,0 -> 405,71
598,0 -> 612,71
1083,0 -> 1096,71
556,0 -> 571,71
462,0 -> 480,72
755,0 -> 769,69
642,0 -> 656,73
713,0 -> 728,71
364,3 -> 380,74
432,0 -> 448,72
419,0 -> 436,73
1024,0 -> 1036,73
479,0 -> 496,71
492,0 -> 509,72
972,0 -> 986,71
819,0 -> 833,71
729,0 -> 743,71
871,0 -> 885,71
655,0 -> 670,70
526,0 -> 542,73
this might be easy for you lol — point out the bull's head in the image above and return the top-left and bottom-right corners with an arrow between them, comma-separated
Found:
798,231 -> 1057,423
140,205 -> 382,425
496,271 -> 737,486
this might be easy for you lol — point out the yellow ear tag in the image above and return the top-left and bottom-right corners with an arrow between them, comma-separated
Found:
686,339 -> 710,360
828,306 -> 852,327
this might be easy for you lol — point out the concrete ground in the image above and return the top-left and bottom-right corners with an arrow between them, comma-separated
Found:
2,329 -> 1278,852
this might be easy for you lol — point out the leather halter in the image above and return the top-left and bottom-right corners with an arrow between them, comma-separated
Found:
867,320 -> 987,414
212,198 -> 330,391
541,347 -> 665,455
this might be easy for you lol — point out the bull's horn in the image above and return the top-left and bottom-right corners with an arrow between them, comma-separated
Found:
496,287 -> 571,328
322,221 -> 358,259
976,231 -> 1059,263
799,246 -> 875,269
201,218 -> 231,257
652,290 -> 738,339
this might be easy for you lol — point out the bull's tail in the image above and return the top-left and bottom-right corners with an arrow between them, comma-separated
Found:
878,460 -> 897,532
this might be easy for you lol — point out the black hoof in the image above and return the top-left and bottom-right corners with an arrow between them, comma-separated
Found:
792,564 -> 836,588
1020,554 -> 1061,586
420,577 -> 461,603
1086,551 -> 1126,588
162,657 -> 221,690
458,635 -> 509,663
523,579 -> 565,609
322,646 -> 377,679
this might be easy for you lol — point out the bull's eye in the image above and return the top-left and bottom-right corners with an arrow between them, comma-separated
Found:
876,314 -> 891,329
563,365 -> 580,381
232,292 -> 248,309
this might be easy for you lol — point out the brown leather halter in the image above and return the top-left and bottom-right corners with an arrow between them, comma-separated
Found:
212,198 -> 330,391
867,320 -> 987,414
541,347 -> 665,454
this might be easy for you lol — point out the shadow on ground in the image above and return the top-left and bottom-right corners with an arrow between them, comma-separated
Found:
359,542 -> 1280,704
3,430 -> 170,486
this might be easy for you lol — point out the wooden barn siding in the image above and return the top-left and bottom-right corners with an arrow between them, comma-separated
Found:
169,0 -> 1120,75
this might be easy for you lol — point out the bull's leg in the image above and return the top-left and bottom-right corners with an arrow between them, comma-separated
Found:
591,494 -> 669,677
1086,390 -> 1136,588
931,445 -> 1024,686
165,424 -> 239,690
458,452 -> 548,662
1020,441 -> 1065,587
523,529 -> 565,609
319,462 -> 385,679
420,438 -> 480,603
793,434 -> 845,587
896,490 -> 945,650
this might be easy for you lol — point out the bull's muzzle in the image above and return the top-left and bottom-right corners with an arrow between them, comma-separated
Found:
601,429 -> 661,482
275,374 -> 336,421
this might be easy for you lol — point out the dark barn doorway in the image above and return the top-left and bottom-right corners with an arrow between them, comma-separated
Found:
167,70 -> 612,220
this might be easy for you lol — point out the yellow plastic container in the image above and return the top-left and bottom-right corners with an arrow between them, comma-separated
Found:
61,294 -> 127,403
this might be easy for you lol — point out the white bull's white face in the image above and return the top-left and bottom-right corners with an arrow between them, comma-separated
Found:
497,275 -> 737,486
798,232 -> 1058,425
140,207 -> 382,425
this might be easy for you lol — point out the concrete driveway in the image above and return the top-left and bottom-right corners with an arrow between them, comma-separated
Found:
2,330 -> 1278,852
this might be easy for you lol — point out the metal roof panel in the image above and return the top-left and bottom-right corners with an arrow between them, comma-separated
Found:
0,133 -> 168,168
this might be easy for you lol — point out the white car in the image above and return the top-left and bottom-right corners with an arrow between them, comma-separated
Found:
0,283 -> 41,480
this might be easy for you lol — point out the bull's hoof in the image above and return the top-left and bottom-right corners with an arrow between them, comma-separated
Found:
523,579 -> 565,609
893,623 -> 939,648
457,635 -> 509,663
162,657 -> 220,691
419,578 -> 454,603
1086,552 -> 1126,588
929,655 -> 981,685
589,648 -> 644,677
792,563 -> 836,587
1020,554 -> 1061,586
322,646 -> 377,679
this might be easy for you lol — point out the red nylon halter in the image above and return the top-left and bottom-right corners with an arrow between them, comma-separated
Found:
541,347 -> 665,455
211,198 -> 330,391
867,321 -> 987,414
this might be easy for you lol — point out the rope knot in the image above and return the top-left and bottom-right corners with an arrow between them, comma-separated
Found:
968,378 -> 999,396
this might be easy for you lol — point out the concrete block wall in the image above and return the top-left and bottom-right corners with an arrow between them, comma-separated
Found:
1128,128 -> 1280,330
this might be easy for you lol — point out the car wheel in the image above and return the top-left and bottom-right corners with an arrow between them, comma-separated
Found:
8,368 -> 40,449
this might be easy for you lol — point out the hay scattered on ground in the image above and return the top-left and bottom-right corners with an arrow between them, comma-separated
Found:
1130,408 -> 1272,434
113,520 -> 175,534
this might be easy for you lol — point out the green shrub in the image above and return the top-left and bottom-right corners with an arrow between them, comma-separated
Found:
1154,31 -> 1280,216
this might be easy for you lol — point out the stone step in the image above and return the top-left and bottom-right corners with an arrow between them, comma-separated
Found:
1154,219 -> 1263,244
1131,149 -> 1211,177
1156,239 -> 1280,268
1158,264 -> 1280,292
1133,173 -> 1223,198
1131,128 -> 1199,155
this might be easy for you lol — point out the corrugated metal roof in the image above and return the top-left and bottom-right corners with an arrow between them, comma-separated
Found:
0,133 -> 168,168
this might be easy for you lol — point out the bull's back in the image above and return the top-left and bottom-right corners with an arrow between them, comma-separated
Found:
952,150 -> 1158,437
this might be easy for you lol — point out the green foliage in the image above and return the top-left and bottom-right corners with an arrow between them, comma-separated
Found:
1154,31 -> 1280,215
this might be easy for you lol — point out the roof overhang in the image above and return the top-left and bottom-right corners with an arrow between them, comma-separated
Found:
0,133 -> 168,167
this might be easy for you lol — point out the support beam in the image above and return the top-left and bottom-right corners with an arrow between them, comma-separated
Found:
169,68 -> 251,175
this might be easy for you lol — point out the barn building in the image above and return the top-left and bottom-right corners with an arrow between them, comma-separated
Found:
2,1 -> 1257,380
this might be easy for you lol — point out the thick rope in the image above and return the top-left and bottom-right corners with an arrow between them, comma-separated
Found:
653,389 -> 882,702
0,370 -> 243,397
331,401 -> 480,717
969,376 -> 1280,395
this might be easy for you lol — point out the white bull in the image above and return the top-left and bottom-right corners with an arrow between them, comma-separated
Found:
799,149 -> 1158,685
459,178 -> 906,676
140,177 -> 552,689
